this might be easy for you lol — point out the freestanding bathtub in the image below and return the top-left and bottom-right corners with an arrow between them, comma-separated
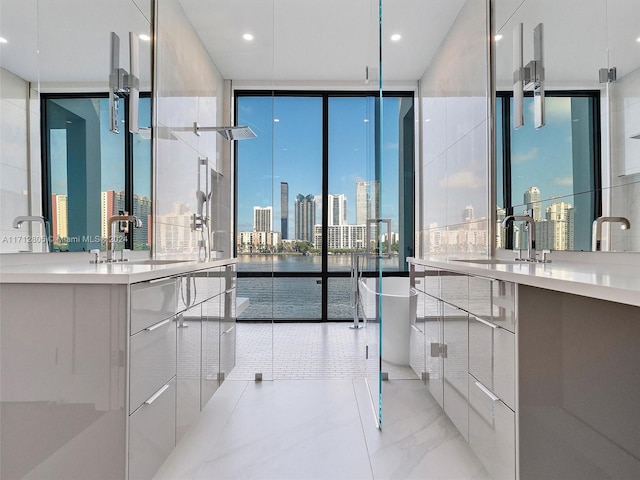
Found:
359,277 -> 417,366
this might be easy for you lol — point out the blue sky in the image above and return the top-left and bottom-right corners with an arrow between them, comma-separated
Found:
50,97 -> 151,198
503,96 -> 580,212
236,95 -> 401,233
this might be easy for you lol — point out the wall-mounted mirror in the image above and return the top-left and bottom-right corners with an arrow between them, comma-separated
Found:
494,0 -> 640,252
0,0 -> 152,253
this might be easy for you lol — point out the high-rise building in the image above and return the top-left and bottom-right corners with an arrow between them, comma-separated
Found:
253,206 -> 272,232
101,190 -> 126,241
295,194 -> 316,242
327,194 -> 347,226
463,205 -> 475,222
51,194 -> 68,242
524,186 -> 542,221
280,182 -> 289,239
314,224 -> 366,250
133,194 -> 152,248
355,181 -> 370,225
538,201 -> 575,251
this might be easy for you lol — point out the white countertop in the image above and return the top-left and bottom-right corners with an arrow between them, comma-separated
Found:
0,258 -> 237,285
408,256 -> 640,308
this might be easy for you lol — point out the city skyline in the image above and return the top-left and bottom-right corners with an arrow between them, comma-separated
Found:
236,96 -> 402,235
51,190 -> 151,249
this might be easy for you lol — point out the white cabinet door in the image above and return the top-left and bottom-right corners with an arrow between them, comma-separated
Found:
443,302 -> 469,441
424,293 -> 444,408
468,314 -> 515,410
176,303 -> 202,442
129,377 -> 176,480
468,376 -> 516,480
129,317 -> 177,414
201,294 -> 221,408
130,278 -> 177,334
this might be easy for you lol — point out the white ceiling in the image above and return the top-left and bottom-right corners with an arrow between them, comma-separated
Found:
0,0 -> 638,87
177,0 -> 467,83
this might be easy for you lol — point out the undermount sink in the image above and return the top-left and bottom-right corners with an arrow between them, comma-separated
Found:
128,259 -> 193,265
451,258 -> 523,265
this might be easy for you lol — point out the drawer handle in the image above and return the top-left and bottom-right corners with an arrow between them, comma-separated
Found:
144,383 -> 171,405
144,318 -> 172,332
475,381 -> 499,402
149,277 -> 173,284
471,315 -> 497,329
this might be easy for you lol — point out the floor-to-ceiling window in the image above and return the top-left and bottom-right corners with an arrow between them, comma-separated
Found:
235,91 -> 414,322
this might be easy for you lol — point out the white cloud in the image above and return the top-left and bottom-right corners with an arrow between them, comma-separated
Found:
441,170 -> 485,189
512,147 -> 539,164
554,175 -> 573,186
527,97 -> 571,121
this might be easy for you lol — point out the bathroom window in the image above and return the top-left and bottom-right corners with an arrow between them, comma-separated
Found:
41,94 -> 151,252
496,91 -> 601,252
235,91 -> 414,321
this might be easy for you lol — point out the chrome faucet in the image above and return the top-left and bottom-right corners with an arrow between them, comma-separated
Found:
106,215 -> 142,262
502,215 -> 536,261
13,215 -> 50,252
592,216 -> 631,251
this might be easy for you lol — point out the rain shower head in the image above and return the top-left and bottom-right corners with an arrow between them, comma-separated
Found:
193,122 -> 257,140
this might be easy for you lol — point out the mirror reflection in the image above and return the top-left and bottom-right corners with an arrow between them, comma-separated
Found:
495,0 -> 640,252
0,0 -> 152,253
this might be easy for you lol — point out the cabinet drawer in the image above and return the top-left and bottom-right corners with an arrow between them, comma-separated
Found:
469,315 -> 515,410
130,317 -> 177,414
440,271 -> 468,310
468,376 -> 516,480
129,377 -> 176,480
131,278 -> 177,334
468,277 -> 515,333
176,269 -> 223,312
219,323 -> 236,383
492,280 -> 516,333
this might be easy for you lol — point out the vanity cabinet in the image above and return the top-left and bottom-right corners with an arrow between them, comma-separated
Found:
409,261 -> 517,479
0,260 -> 237,480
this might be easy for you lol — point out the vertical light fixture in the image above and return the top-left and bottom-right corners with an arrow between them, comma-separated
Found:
512,23 -> 545,129
108,32 -> 140,134
532,23 -> 545,129
513,23 -> 524,129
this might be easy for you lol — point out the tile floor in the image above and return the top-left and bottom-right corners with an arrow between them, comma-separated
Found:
154,323 -> 490,480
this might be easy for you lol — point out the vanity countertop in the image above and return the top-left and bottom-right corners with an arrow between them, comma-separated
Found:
0,258 -> 237,285
408,256 -> 640,308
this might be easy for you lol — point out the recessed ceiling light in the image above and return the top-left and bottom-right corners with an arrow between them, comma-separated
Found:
390,34 -> 402,42
273,118 -> 280,123
0,37 -> 7,44
243,33 -> 254,41
139,34 -> 151,42
495,34 -> 503,41
637,36 -> 640,42
363,119 -> 369,123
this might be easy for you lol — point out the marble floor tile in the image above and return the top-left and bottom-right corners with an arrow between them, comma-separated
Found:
154,323 -> 488,480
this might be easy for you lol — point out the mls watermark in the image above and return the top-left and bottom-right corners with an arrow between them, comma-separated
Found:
1,235 -> 126,244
